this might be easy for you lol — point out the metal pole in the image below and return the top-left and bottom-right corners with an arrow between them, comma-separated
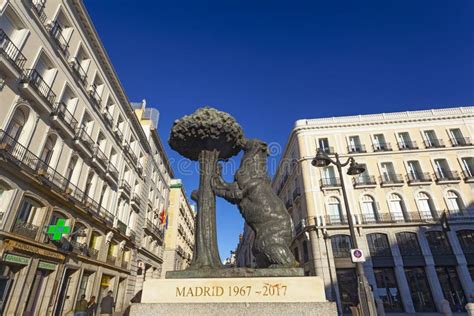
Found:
335,154 -> 377,316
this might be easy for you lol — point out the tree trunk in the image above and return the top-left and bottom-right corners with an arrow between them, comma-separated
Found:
190,149 -> 223,269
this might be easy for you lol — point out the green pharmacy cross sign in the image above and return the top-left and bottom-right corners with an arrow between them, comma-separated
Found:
47,219 -> 70,241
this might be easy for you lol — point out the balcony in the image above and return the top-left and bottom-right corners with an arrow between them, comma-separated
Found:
379,173 -> 404,186
12,220 -> 39,240
69,57 -> 87,85
30,0 -> 47,24
360,211 -> 440,225
131,193 -> 141,209
119,180 -> 131,196
372,143 -> 392,152
20,69 -> 56,109
92,145 -> 108,172
51,102 -> 78,138
0,29 -> 27,73
407,172 -> 432,185
103,110 -> 114,128
70,240 -> 99,258
49,21 -> 69,56
114,219 -> 127,235
73,127 -> 94,157
434,170 -> 461,183
320,177 -> 341,188
352,175 -> 377,188
463,170 -> 474,182
106,163 -> 119,183
347,144 -> 366,153
106,254 -> 117,266
145,219 -> 165,242
121,260 -> 129,269
424,139 -> 445,148
317,147 -> 335,154
88,84 -> 102,108
398,141 -> 418,150
0,129 -> 115,227
128,150 -> 138,165
450,137 -> 472,147
113,128 -> 124,144
324,215 -> 348,226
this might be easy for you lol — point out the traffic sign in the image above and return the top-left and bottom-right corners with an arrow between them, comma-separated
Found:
350,248 -> 366,263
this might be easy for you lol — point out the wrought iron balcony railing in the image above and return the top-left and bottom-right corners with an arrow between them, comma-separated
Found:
353,175 -> 377,186
347,144 -> 367,153
107,163 -> 119,181
463,170 -> 474,181
0,29 -> 27,71
317,147 -> 335,154
74,127 -> 95,150
119,180 -> 131,195
320,177 -> 341,188
93,145 -> 108,168
115,219 -> 127,235
407,172 -> 432,183
12,219 -> 39,240
20,69 -> 56,107
52,102 -> 78,132
398,141 -> 418,150
434,170 -> 461,182
379,173 -> 404,185
324,214 -> 348,225
450,137 -> 472,147
30,0 -> 47,24
113,128 -> 124,143
0,130 -> 115,226
103,110 -> 114,128
88,84 -> 102,107
69,57 -> 87,85
372,142 -> 392,152
423,138 -> 444,148
49,21 -> 69,55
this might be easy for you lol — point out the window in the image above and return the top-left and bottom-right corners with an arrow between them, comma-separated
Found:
433,159 -> 453,180
373,134 -> 389,151
388,193 -> 406,221
416,192 -> 436,219
373,268 -> 403,312
425,231 -> 452,255
461,157 -> 474,178
6,107 -> 28,141
367,233 -> 391,257
380,162 -> 398,183
327,197 -> 343,223
445,191 -> 464,214
404,267 -> 435,312
321,166 -> 338,186
348,136 -> 363,152
84,172 -> 95,198
16,198 -> 40,224
406,160 -> 423,180
39,135 -> 57,167
396,232 -> 422,256
317,138 -> 330,153
423,130 -> 441,148
98,185 -> 107,209
65,156 -> 78,183
335,269 -> 357,313
397,132 -> 415,149
456,230 -> 474,256
435,266 -> 466,312
331,235 -> 352,258
361,195 -> 377,222
449,128 -> 469,146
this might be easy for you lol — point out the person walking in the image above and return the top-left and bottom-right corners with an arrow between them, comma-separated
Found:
87,296 -> 97,316
74,294 -> 88,316
99,290 -> 115,316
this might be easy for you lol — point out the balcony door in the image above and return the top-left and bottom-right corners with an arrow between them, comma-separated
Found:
380,162 -> 395,181
388,193 -> 405,221
423,130 -> 437,147
434,159 -> 450,178
318,138 -> 330,152
416,192 -> 435,219
449,128 -> 464,145
361,195 -> 377,222
397,132 -> 411,148
348,136 -> 361,152
322,166 -> 336,184
373,134 -> 386,150
446,191 -> 463,215
327,197 -> 343,223
461,158 -> 474,177
407,161 -> 422,179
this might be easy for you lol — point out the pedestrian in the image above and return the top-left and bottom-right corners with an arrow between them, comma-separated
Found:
99,290 -> 115,315
87,296 -> 97,316
74,294 -> 88,316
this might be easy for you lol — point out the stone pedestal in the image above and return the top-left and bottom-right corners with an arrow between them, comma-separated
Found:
131,276 -> 337,315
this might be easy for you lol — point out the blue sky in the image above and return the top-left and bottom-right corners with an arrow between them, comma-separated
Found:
84,0 -> 473,260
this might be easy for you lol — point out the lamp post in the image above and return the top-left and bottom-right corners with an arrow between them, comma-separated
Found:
312,150 -> 377,316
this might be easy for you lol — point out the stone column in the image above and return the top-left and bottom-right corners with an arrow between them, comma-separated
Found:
446,230 -> 474,297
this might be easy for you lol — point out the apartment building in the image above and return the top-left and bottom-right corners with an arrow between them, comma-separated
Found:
132,100 -> 172,295
270,107 -> 473,314
161,179 -> 195,276
0,1 -> 170,314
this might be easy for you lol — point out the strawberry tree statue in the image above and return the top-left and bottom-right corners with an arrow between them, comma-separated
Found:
169,107 -> 244,269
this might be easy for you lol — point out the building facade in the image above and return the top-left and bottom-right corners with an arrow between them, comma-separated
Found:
0,1 -> 171,314
161,179 -> 195,276
270,107 -> 474,314
132,100 -> 172,297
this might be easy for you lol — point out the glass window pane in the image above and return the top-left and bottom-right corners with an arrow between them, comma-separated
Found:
336,268 -> 358,313
435,266 -> 466,312
373,268 -> 403,312
405,267 -> 435,312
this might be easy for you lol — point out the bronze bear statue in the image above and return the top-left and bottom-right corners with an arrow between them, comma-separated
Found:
211,138 -> 296,268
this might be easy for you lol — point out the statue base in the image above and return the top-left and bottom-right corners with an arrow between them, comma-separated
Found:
130,302 -> 337,316
131,276 -> 338,315
166,267 -> 304,279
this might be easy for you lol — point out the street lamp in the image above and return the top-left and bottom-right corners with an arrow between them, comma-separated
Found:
312,150 -> 377,316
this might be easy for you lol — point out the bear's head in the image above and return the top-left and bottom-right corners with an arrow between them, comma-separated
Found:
242,138 -> 269,157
